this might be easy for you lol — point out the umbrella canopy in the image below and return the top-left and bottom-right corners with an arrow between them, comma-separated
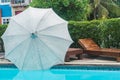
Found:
2,7 -> 73,70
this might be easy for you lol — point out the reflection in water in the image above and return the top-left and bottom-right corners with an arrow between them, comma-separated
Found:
13,69 -> 120,80
13,69 -> 65,80
1,68 -> 120,80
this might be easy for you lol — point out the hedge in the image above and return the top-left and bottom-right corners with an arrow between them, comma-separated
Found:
0,18 -> 120,52
68,18 -> 120,48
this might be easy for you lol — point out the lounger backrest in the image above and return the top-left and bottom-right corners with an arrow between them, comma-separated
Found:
78,38 -> 100,50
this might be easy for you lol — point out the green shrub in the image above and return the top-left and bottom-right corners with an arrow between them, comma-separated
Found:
0,25 -> 7,52
0,25 -> 7,37
68,18 -> 120,48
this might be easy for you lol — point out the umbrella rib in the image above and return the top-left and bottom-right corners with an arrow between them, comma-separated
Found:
35,40 -> 44,70
21,38 -> 32,70
39,34 -> 73,42
35,9 -> 51,31
35,38 -> 50,69
37,22 -> 66,32
3,34 -> 29,37
32,38 -> 44,69
12,19 -> 31,33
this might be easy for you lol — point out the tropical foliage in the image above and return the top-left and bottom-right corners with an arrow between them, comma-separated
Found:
113,0 -> 120,7
30,0 -> 90,21
88,0 -> 120,20
30,0 -> 120,20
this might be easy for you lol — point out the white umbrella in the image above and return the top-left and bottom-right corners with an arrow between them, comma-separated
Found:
1,7 -> 73,70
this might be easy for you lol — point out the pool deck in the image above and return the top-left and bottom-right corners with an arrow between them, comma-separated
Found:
1,52 -> 120,66
64,57 -> 120,66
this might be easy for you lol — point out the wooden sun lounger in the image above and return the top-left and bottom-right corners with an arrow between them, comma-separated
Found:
78,38 -> 120,62
65,48 -> 83,62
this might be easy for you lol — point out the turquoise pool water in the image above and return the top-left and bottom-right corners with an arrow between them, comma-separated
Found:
1,68 -> 120,80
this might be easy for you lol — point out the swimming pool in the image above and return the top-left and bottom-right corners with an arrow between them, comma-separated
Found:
1,65 -> 120,80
